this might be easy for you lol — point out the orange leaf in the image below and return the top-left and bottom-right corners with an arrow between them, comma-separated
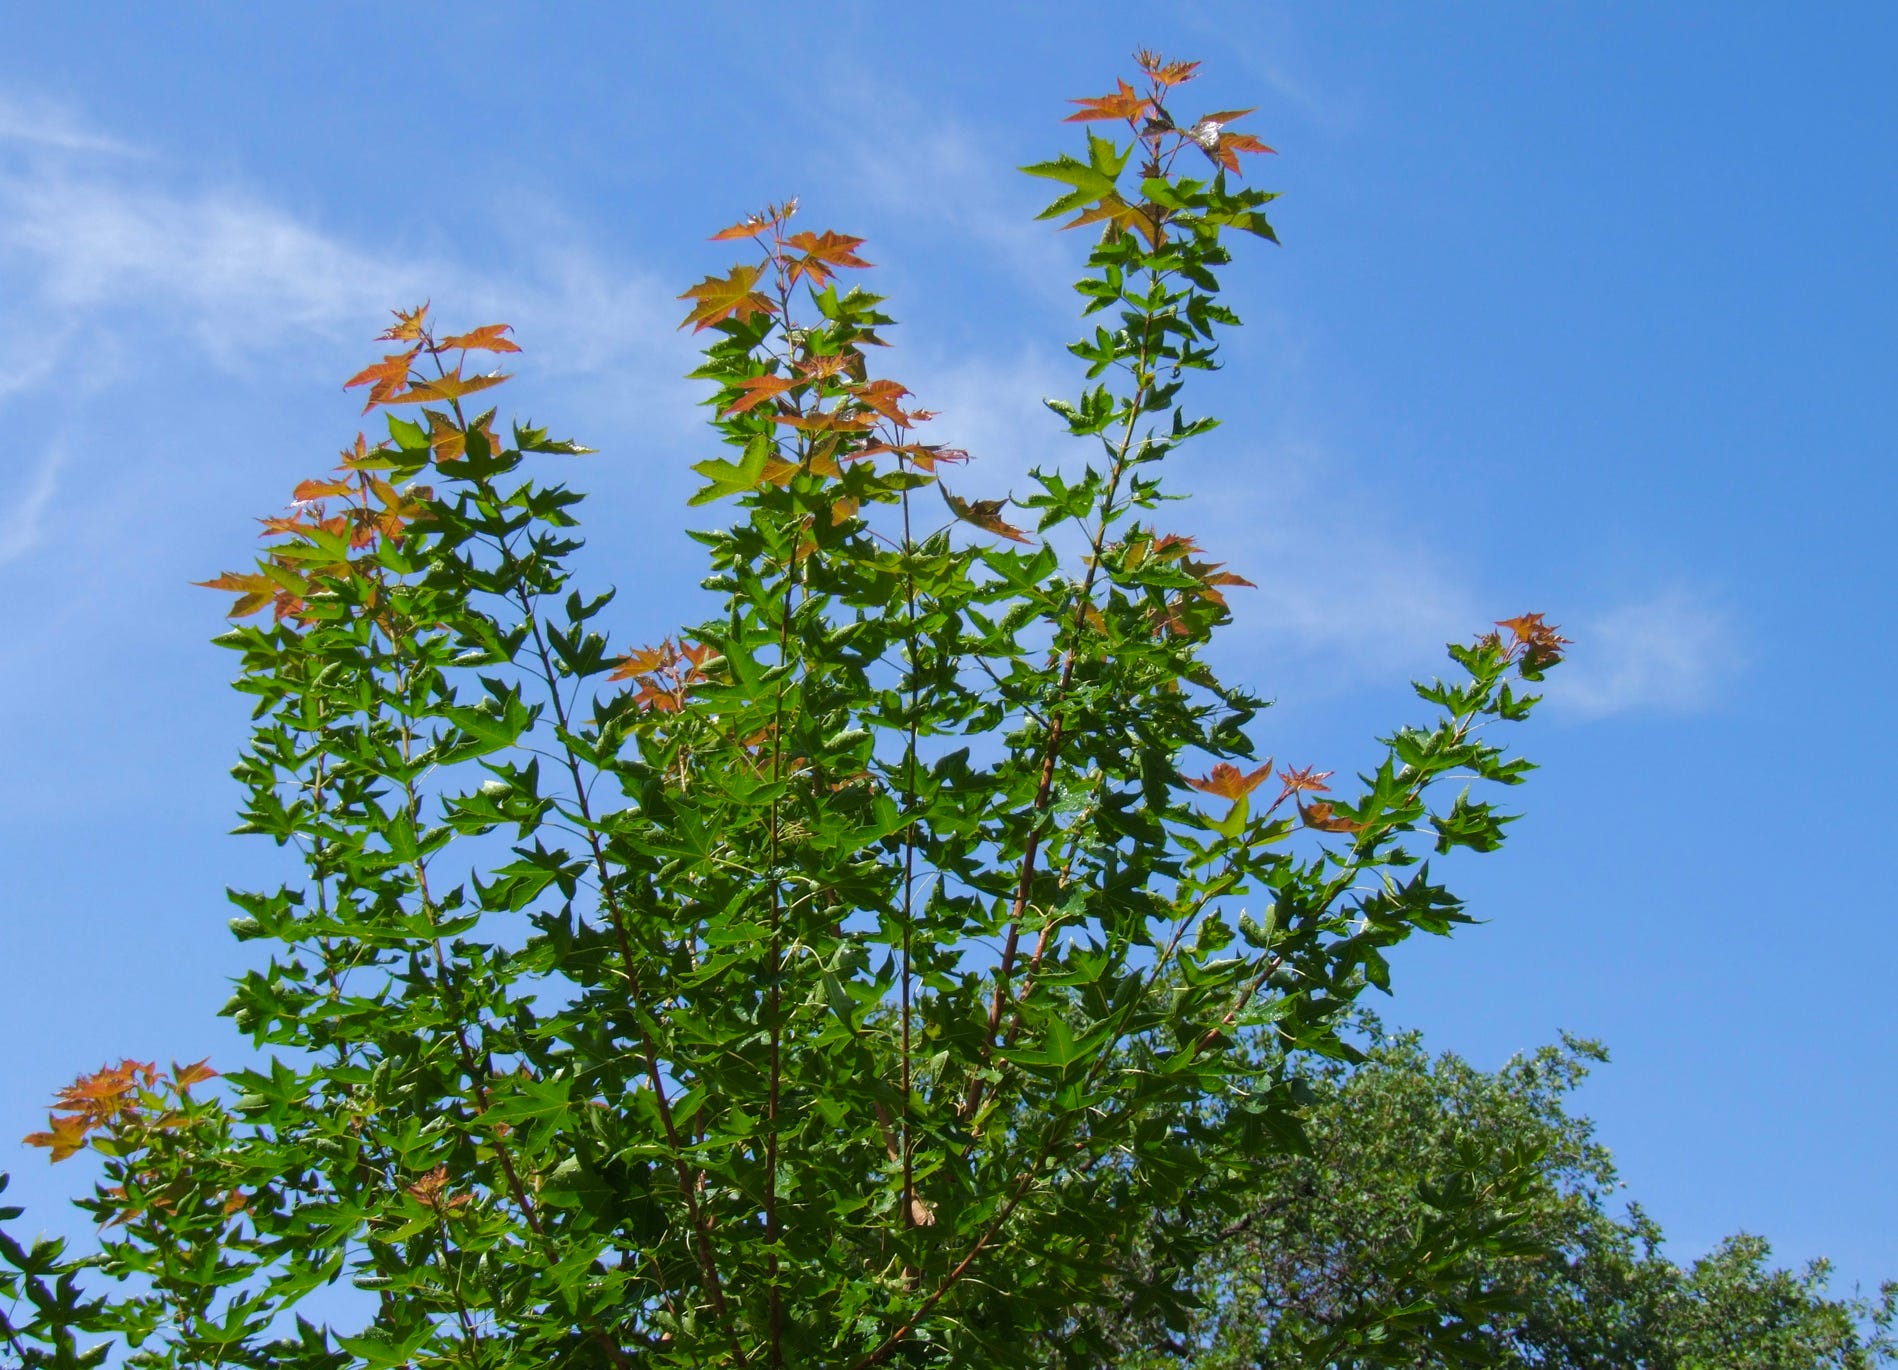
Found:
405,1164 -> 451,1205
773,410 -> 875,435
339,433 -> 389,471
1277,765 -> 1333,797
1301,800 -> 1367,834
678,263 -> 776,332
1495,612 -> 1569,650
395,369 -> 509,406
1064,191 -> 1162,247
711,217 -> 770,241
22,1114 -> 89,1163
1184,760 -> 1275,801
194,570 -> 282,619
910,444 -> 966,471
1135,50 -> 1201,88
852,378 -> 934,426
171,1058 -> 218,1092
853,441 -> 968,472
292,478 -> 351,503
1212,131 -> 1275,174
608,644 -> 669,681
1066,78 -> 1149,125
378,303 -> 430,342
797,353 -> 854,382
344,347 -> 421,414
438,323 -> 521,354
784,229 -> 871,287
421,407 -> 501,465
721,375 -> 795,417
1495,611 -> 1570,669
1186,116 -> 1275,176
941,487 -> 1031,543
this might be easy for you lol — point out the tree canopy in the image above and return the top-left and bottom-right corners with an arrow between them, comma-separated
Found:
13,49 -> 1859,1370
1074,1018 -> 1896,1367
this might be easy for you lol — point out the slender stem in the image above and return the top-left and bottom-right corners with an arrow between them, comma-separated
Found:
964,265 -> 1166,1118
760,236 -> 807,1370
897,458 -> 922,1267
512,582 -> 748,1367
365,383 -> 636,1366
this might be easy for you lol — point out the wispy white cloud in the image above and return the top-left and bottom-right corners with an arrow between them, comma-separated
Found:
1185,436 -> 1484,682
824,116 -> 1073,305
899,343 -> 1075,488
0,447 -> 65,564
1544,587 -> 1741,719
1,172 -> 424,362
0,108 -> 681,380
0,97 -> 693,588
0,95 -> 138,158
873,343 -> 1487,689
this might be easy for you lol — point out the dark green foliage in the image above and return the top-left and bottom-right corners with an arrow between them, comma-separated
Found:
1077,1022 -> 1898,1368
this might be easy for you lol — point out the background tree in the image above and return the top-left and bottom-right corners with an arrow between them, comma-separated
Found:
4,54 -> 1566,1369
1074,1019 -> 1897,1368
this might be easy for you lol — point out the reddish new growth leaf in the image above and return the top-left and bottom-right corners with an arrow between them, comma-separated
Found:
1184,760 -> 1275,801
21,1114 -> 89,1164
438,323 -> 521,354
1495,612 -> 1572,671
404,1164 -> 471,1212
855,441 -> 968,473
379,303 -> 430,342
344,346 -> 421,414
710,216 -> 771,242
1067,78 -> 1150,126
679,263 -> 776,332
23,1059 -> 167,1163
394,368 -> 510,407
850,379 -> 933,427
721,374 -> 796,417
774,409 -> 875,436
1065,192 -> 1163,247
415,407 -> 496,465
171,1058 -> 218,1093
195,568 -> 304,622
709,200 -> 797,242
1132,532 -> 1256,635
941,487 -> 1031,543
1269,765 -> 1367,834
1134,49 -> 1202,89
783,229 -> 871,288
354,472 -> 433,543
1277,765 -> 1333,797
1301,801 -> 1367,834
610,639 -> 717,714
797,354 -> 854,383
291,477 -> 351,503
338,432 -> 382,471
1185,109 -> 1275,175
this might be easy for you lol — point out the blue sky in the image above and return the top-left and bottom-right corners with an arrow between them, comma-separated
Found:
2,1 -> 1892,1298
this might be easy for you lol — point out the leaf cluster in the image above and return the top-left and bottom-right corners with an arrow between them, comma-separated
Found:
6,53 -> 1569,1370
1074,1021 -> 1897,1368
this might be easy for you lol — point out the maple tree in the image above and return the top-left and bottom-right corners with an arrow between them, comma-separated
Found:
5,53 -> 1569,1368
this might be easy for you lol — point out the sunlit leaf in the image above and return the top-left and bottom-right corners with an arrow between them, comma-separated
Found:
438,323 -> 521,354
678,263 -> 776,331
941,486 -> 1031,542
1185,760 -> 1276,800
720,374 -> 795,417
